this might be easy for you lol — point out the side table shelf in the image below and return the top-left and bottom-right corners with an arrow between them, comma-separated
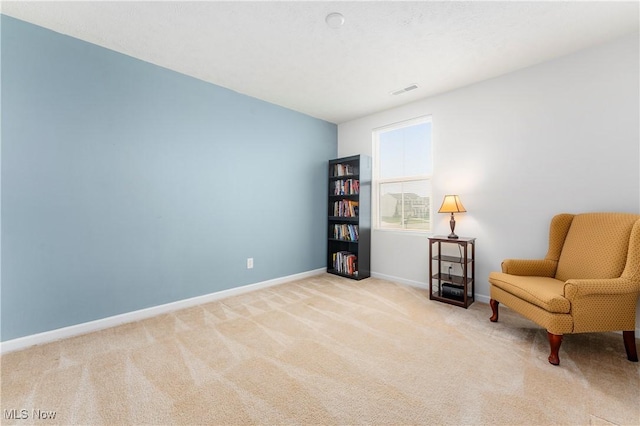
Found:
428,236 -> 476,308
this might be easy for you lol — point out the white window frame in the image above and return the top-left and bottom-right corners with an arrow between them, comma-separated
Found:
372,115 -> 433,233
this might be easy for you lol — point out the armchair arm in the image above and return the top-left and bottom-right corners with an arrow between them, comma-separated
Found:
563,277 -> 640,333
564,277 -> 640,299
501,259 -> 557,277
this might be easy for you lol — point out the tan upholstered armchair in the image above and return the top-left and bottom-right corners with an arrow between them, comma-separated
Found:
488,212 -> 640,365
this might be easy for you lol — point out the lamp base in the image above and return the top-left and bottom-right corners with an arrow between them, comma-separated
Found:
448,213 -> 459,239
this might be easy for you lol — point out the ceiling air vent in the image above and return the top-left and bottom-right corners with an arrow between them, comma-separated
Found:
390,84 -> 418,96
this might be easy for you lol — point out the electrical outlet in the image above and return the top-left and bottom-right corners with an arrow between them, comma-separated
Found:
247,258 -> 254,269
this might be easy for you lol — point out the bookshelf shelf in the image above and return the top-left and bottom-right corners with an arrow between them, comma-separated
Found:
327,155 -> 371,280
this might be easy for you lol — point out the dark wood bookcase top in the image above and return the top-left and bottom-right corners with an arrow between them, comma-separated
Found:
327,155 -> 371,280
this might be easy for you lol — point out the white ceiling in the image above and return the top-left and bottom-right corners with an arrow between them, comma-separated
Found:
2,1 -> 639,124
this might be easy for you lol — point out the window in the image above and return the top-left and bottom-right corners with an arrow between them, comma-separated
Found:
373,116 -> 432,232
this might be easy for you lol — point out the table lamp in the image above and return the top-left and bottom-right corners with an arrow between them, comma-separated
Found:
438,195 -> 466,239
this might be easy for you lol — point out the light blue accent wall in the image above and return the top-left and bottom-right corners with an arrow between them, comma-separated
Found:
1,15 -> 337,341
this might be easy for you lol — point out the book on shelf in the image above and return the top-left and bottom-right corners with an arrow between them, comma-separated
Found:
332,163 -> 359,177
333,200 -> 359,217
331,224 -> 359,241
332,179 -> 360,195
332,251 -> 358,276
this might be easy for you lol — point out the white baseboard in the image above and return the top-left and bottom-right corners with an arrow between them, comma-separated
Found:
0,268 -> 325,354
475,294 -> 491,304
370,272 -> 428,290
370,271 -> 492,304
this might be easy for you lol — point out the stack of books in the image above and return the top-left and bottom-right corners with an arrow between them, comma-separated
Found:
331,224 -> 359,241
333,179 -> 360,195
332,163 -> 357,177
333,251 -> 358,276
333,200 -> 359,217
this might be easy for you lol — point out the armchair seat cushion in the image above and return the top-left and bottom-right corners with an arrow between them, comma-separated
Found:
489,272 -> 570,313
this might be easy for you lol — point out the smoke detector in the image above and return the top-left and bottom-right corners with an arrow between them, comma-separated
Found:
326,12 -> 345,29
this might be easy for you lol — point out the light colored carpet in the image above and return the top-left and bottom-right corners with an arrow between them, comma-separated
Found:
1,274 -> 639,425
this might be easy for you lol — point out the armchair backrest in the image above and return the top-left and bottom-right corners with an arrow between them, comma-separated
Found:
554,213 -> 640,282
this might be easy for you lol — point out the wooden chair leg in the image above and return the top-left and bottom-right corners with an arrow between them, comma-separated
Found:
547,332 -> 562,366
489,299 -> 499,322
623,331 -> 638,362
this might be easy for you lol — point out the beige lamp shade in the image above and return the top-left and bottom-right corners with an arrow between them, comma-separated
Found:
438,195 -> 466,239
438,195 -> 467,214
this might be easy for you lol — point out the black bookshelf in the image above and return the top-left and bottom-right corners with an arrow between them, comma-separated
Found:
327,155 -> 371,280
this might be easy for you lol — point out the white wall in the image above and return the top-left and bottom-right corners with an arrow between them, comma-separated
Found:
338,33 -> 640,321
